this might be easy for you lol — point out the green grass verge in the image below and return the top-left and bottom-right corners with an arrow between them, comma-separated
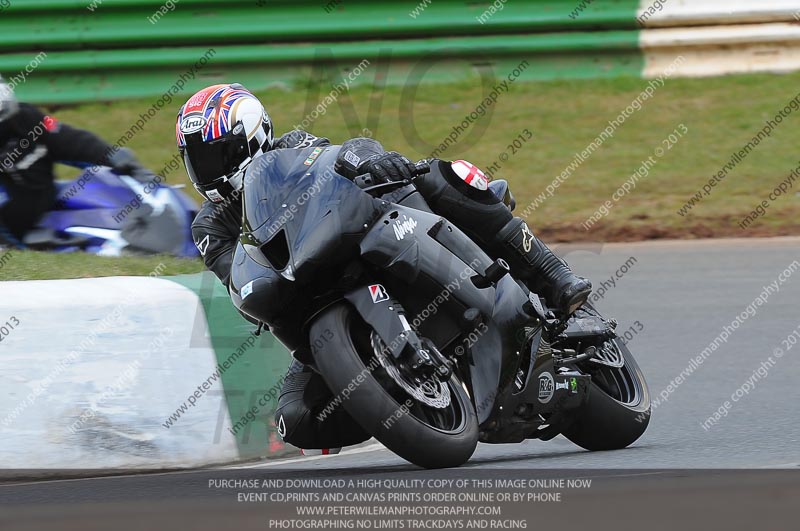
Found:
4,71 -> 800,280
0,250 -> 203,281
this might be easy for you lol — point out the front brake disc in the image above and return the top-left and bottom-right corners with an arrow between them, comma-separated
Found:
371,332 -> 451,409
589,339 -> 625,368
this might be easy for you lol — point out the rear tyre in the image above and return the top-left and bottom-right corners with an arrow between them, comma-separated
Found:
311,303 -> 478,469
561,338 -> 651,451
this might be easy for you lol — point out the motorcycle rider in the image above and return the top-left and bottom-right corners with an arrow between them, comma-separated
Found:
0,76 -> 153,246
178,83 -> 591,452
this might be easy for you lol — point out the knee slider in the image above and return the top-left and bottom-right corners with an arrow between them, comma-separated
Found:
274,392 -> 316,447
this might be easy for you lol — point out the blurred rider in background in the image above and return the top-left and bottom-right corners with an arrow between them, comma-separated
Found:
0,75 -> 152,247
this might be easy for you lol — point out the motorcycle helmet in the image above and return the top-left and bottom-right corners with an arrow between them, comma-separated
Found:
177,83 -> 273,203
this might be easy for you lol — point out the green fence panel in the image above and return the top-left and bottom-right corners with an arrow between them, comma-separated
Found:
1,1 -> 640,52
0,0 -> 644,104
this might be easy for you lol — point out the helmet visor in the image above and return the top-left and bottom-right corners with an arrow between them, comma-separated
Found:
183,127 -> 250,186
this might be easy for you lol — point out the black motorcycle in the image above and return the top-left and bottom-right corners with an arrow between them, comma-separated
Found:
229,146 -> 651,469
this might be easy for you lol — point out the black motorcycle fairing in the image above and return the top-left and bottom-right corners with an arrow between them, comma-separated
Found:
427,218 -> 495,280
469,274 -> 540,423
231,147 -> 381,347
229,241 -> 310,353
358,204 -> 539,424
380,184 -> 435,213
480,354 -> 591,444
343,285 -> 423,360
241,146 -> 384,284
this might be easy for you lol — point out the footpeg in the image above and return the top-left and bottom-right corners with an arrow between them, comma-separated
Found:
472,258 -> 510,288
522,292 -> 545,320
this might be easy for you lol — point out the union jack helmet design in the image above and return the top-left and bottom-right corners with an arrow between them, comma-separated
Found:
176,83 -> 273,203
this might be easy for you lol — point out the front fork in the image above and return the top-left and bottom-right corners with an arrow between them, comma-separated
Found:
343,284 -> 453,381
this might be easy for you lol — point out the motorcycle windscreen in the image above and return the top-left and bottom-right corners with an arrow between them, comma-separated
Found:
241,146 -> 381,281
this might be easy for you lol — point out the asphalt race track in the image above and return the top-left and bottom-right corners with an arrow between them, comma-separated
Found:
2,237 -> 799,531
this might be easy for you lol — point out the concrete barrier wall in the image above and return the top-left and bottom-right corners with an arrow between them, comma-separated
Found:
0,273 -> 293,470
637,0 -> 800,78
637,0 -> 799,27
642,23 -> 800,78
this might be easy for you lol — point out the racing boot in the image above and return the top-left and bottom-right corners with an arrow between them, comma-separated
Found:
493,217 -> 592,315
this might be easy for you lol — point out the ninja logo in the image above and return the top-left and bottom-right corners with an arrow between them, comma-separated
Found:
393,215 -> 418,241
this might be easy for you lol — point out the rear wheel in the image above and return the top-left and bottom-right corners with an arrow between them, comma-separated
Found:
311,303 -> 478,469
561,337 -> 651,451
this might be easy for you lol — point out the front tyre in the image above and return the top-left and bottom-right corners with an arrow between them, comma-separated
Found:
311,303 -> 478,469
561,338 -> 651,451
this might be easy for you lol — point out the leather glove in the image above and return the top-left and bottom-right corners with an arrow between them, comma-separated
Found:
359,151 -> 417,183
108,147 -> 156,183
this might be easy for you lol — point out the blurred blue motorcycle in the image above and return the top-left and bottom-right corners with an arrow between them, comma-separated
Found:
20,165 -> 199,257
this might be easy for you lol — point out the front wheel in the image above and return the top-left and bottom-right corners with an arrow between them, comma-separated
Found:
310,303 -> 479,469
561,338 -> 651,451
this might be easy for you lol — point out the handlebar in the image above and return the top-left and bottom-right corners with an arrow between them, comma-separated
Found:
411,160 -> 431,177
353,160 -> 431,195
